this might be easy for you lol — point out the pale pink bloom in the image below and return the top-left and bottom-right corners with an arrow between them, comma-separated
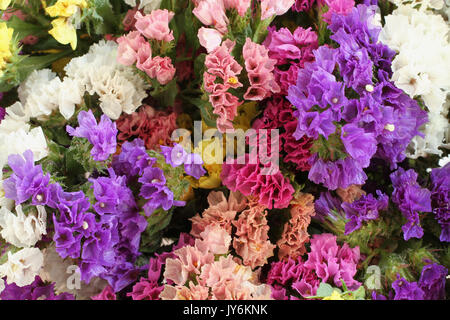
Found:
198,27 -> 222,53
134,9 -> 175,42
204,39 -> 242,85
160,282 -> 210,300
164,245 -> 214,285
193,0 -> 229,34
321,0 -> 355,24
196,224 -> 231,255
223,0 -> 251,16
117,31 -> 147,66
135,40 -> 153,71
143,56 -> 176,85
260,0 -> 295,20
123,8 -> 138,31
199,255 -> 237,287
190,191 -> 246,237
232,202 -> 275,269
242,38 -> 280,100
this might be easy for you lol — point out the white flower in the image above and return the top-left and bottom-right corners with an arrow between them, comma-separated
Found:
380,4 -> 450,158
0,205 -> 47,248
64,40 -> 148,120
0,247 -> 44,287
0,120 -> 48,172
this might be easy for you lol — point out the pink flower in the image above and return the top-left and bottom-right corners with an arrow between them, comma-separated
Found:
123,8 -> 138,31
198,27 -> 222,53
134,9 -> 175,42
21,35 -> 38,45
320,0 -> 355,24
91,285 -> 116,300
190,191 -> 247,237
143,56 -> 176,85
135,41 -> 153,71
164,245 -> 214,285
196,224 -> 231,255
223,0 -> 251,16
117,31 -> 147,66
160,282 -> 210,300
128,279 -> 164,300
193,0 -> 229,34
260,0 -> 295,20
242,38 -> 280,101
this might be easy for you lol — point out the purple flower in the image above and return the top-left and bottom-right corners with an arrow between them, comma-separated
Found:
138,167 -> 166,186
160,143 -> 188,167
66,110 -> 117,162
113,139 -> 155,177
0,107 -> 5,124
390,168 -> 432,241
308,155 -> 367,190
392,276 -> 425,300
89,168 -> 137,215
0,276 -> 74,300
314,191 -> 345,222
141,184 -> 184,216
418,263 -> 447,300
3,150 -> 50,205
430,164 -> 450,242
184,153 -> 206,179
341,123 -> 377,167
342,190 -> 388,234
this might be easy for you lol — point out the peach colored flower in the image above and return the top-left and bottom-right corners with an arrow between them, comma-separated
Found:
336,184 -> 366,204
196,224 -> 231,255
277,193 -> 316,261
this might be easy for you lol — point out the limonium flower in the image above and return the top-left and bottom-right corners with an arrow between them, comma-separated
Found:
45,0 -> 88,50
430,163 -> 450,242
0,0 -> 11,10
66,110 -> 118,162
0,22 -> 14,77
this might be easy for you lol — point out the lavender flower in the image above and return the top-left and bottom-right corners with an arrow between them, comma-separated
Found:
3,150 -> 50,205
392,276 -> 425,300
418,263 -> 447,300
112,138 -> 155,177
430,164 -> 450,242
160,143 -> 188,167
184,153 -> 207,179
0,276 -> 74,300
66,110 -> 117,162
342,190 -> 389,234
390,168 -> 432,241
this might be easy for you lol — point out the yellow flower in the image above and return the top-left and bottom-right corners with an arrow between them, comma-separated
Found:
233,101 -> 259,131
45,0 -> 87,18
323,290 -> 344,300
0,22 -> 13,76
0,0 -> 11,10
48,17 -> 77,50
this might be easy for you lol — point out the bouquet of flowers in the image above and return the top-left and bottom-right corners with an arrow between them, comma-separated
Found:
0,0 -> 448,300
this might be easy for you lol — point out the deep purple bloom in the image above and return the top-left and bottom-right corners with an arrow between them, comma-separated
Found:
113,139 -> 155,177
141,184 -> 181,216
0,276 -> 74,300
66,110 -> 117,161
390,168 -> 432,241
342,190 -> 388,234
430,164 -> 450,242
392,276 -> 425,300
418,263 -> 447,300
0,107 -> 5,123
314,191 -> 345,222
3,150 -> 50,205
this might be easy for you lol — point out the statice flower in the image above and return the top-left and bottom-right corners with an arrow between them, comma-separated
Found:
112,138 -> 156,178
3,150 -> 50,205
127,257 -> 164,300
341,190 -> 389,234
66,110 -> 117,162
390,168 -> 432,241
392,276 -> 425,300
160,143 -> 206,179
0,276 -> 74,300
430,163 -> 450,242
418,263 -> 447,300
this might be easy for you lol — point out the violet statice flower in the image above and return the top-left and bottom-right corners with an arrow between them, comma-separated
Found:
66,110 -> 117,162
392,276 -> 425,300
341,123 -> 377,168
308,154 -> 367,190
292,0 -> 315,12
89,168 -> 137,215
184,153 -> 207,179
0,276 -> 74,300
418,263 -> 447,300
112,138 -> 156,178
390,168 -> 432,241
0,107 -> 5,123
341,190 -> 388,234
314,191 -> 345,222
3,150 -> 51,205
430,164 -> 450,242
160,143 -> 188,167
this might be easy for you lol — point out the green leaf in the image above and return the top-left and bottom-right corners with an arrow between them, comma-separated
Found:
6,15 -> 49,39
182,96 -> 217,128
315,282 -> 334,297
151,78 -> 179,108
